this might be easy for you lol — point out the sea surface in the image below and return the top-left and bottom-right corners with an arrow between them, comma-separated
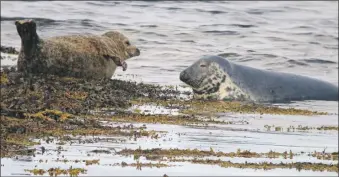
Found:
1,1 -> 338,176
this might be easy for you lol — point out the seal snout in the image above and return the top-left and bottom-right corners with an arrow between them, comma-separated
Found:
179,70 -> 189,83
134,48 -> 140,56
128,47 -> 140,58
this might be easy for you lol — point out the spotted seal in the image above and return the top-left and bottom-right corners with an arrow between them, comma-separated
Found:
179,55 -> 338,103
15,19 -> 140,79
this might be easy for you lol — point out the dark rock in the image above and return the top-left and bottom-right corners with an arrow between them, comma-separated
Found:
1,67 -> 186,120
0,45 -> 19,55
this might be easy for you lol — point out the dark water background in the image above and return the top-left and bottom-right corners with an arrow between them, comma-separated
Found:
1,1 -> 338,86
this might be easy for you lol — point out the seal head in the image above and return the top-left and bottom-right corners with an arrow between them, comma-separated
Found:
102,31 -> 140,71
102,31 -> 140,59
180,55 -> 235,99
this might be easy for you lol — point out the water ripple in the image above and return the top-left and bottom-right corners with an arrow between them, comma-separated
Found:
0,1 -> 337,86
202,30 -> 240,35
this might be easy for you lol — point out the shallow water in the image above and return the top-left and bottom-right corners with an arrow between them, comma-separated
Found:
1,111 -> 338,176
1,1 -> 338,176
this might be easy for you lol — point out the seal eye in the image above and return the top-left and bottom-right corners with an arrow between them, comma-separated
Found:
125,41 -> 131,46
200,64 -> 207,67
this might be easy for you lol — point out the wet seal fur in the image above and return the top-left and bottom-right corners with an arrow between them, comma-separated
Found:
180,55 -> 338,103
15,19 -> 140,79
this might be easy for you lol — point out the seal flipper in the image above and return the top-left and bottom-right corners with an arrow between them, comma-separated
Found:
15,19 -> 40,60
103,55 -> 127,71
15,19 -> 41,92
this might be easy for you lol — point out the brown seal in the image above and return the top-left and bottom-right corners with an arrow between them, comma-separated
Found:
15,19 -> 140,79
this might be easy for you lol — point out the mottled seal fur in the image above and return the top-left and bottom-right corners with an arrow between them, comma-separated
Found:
15,19 -> 140,79
180,55 -> 338,103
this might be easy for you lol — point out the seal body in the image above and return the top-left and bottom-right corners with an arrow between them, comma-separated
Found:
180,55 -> 338,103
15,20 -> 140,79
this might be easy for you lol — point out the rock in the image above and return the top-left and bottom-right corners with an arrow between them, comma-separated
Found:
0,45 -> 19,55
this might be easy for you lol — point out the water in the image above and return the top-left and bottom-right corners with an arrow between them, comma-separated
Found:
1,1 -> 338,176
1,113 -> 338,176
1,1 -> 338,85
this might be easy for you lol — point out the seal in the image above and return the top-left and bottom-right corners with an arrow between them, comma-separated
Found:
179,55 -> 338,103
15,19 -> 140,79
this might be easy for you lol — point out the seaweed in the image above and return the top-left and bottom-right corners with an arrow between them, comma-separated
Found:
24,167 -> 87,177
170,159 -> 338,173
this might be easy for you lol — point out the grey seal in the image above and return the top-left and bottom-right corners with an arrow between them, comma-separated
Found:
15,19 -> 140,79
179,55 -> 338,103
